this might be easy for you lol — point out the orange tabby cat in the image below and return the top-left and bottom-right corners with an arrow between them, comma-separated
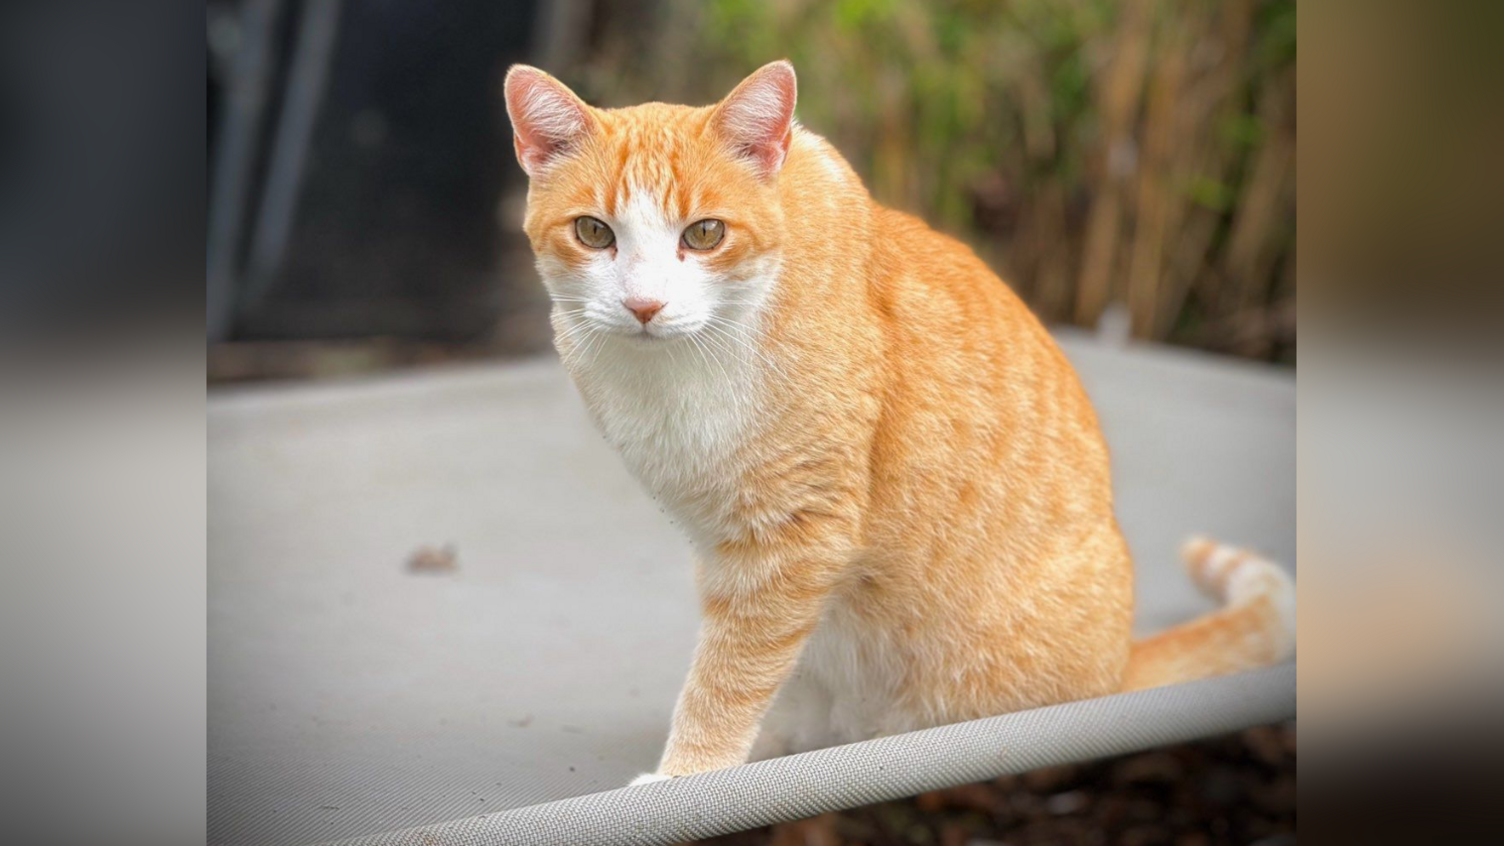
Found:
503,61 -> 1295,783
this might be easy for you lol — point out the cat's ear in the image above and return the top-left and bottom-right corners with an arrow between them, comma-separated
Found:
504,65 -> 594,177
711,60 -> 798,179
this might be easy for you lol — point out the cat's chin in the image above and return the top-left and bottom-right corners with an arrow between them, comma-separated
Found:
626,326 -> 702,343
612,330 -> 665,345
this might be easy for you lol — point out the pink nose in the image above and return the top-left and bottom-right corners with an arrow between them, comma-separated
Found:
623,297 -> 665,324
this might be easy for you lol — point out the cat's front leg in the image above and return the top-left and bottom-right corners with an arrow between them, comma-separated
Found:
645,521 -> 850,779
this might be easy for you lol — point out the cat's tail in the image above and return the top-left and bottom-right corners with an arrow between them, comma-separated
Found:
1121,537 -> 1296,692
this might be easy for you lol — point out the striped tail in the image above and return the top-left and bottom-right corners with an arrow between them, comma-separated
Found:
1122,537 -> 1296,692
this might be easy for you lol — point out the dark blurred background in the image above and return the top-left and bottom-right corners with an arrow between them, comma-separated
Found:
205,0 -> 1295,382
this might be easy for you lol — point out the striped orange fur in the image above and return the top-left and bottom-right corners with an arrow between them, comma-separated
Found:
503,61 -> 1296,782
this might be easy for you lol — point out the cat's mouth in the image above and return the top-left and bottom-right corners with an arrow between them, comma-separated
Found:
569,314 -> 704,343
586,323 -> 675,344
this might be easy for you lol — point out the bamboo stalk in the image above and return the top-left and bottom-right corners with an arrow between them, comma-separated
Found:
1076,0 -> 1154,327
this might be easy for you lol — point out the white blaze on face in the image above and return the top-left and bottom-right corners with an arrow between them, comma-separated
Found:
602,190 -> 715,338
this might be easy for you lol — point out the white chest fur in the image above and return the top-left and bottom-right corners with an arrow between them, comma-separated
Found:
564,329 -> 763,544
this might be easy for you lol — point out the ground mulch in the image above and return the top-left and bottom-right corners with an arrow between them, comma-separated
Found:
692,723 -> 1295,846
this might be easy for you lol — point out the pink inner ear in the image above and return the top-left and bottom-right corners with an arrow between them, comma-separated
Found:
715,62 -> 798,178
505,68 -> 590,175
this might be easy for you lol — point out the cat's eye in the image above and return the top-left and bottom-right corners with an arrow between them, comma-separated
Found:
574,216 -> 615,249
681,219 -> 725,251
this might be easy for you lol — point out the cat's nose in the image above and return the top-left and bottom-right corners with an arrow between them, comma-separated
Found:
622,297 -> 665,324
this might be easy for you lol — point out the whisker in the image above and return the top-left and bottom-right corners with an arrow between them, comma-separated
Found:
692,329 -> 739,388
702,318 -> 793,387
582,326 -> 612,371
692,330 -> 742,388
683,327 -> 717,380
552,320 -> 595,345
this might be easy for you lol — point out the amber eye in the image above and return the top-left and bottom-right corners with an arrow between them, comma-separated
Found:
681,219 -> 725,250
574,216 -> 615,249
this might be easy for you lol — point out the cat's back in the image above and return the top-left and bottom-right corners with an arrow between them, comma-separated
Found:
780,133 -> 1047,354
872,204 -> 1039,338
775,131 -> 1103,481
833,154 -> 1120,577
775,133 -> 1050,373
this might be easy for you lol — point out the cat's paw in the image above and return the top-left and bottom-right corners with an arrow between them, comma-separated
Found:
629,772 -> 672,786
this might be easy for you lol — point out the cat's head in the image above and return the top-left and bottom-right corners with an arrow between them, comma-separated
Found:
504,61 -> 798,342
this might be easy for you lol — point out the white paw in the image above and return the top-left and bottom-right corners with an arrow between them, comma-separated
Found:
629,772 -> 672,786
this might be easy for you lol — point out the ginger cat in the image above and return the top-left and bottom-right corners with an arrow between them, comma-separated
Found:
503,61 -> 1295,783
